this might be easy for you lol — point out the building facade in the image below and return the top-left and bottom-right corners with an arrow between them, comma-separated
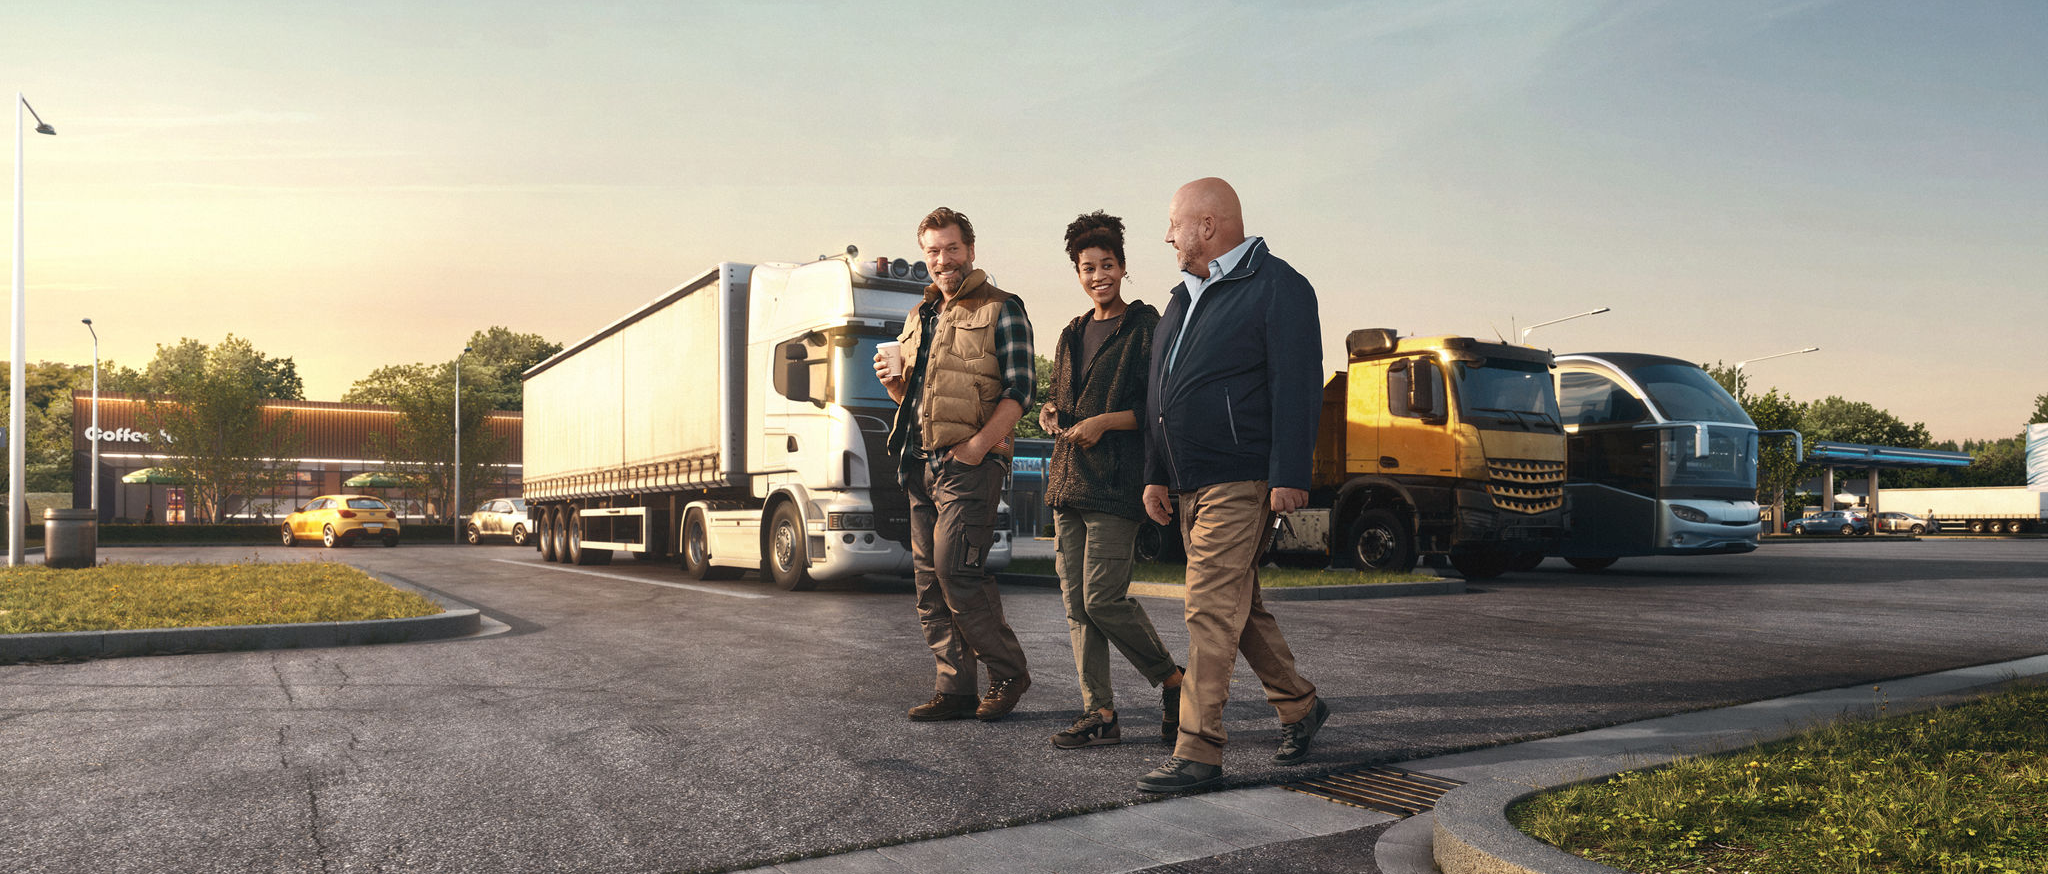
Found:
71,392 -> 522,524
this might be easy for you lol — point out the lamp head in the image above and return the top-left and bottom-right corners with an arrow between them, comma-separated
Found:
81,318 -> 91,325
35,123 -> 54,136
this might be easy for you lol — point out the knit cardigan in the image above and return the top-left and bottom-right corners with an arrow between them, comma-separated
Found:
1043,301 -> 1159,520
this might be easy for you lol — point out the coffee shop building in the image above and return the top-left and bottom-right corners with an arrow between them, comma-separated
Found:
71,392 -> 523,524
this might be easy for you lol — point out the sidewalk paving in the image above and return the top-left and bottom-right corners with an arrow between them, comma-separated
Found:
742,651 -> 2048,874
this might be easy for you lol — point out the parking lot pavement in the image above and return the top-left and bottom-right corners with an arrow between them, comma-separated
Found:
2,539 -> 2044,873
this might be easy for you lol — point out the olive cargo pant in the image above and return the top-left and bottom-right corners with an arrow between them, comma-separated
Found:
1054,507 -> 1179,713
908,455 -> 1028,696
1175,480 -> 1318,765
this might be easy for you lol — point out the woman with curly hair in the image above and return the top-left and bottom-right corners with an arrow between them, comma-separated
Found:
1039,211 -> 1185,750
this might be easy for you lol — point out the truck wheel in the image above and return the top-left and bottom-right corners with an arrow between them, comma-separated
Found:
1135,519 -> 1184,563
1449,549 -> 1508,580
540,510 -> 561,562
512,524 -> 528,547
568,515 -> 611,566
1347,509 -> 1416,573
682,511 -> 738,581
1508,552 -> 1545,572
764,502 -> 816,591
1566,556 -> 1618,572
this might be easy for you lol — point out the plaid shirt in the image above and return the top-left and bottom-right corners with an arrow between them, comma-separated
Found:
895,293 -> 1035,480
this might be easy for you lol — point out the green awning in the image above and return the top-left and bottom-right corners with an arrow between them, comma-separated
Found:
344,472 -> 413,489
120,467 -> 189,485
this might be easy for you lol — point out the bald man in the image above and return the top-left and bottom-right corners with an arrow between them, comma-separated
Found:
1135,178 -> 1328,793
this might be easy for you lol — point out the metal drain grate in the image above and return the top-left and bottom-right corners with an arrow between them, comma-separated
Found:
1282,766 -> 1462,816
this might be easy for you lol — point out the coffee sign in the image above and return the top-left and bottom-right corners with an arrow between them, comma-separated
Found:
86,427 -> 175,444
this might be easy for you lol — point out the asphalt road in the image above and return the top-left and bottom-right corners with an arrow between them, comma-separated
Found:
3,539 -> 2044,874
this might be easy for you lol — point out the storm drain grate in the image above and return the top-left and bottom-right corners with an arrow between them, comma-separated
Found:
1282,766 -> 1462,816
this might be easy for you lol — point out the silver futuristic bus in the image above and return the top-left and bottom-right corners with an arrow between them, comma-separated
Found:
1548,352 -> 1798,571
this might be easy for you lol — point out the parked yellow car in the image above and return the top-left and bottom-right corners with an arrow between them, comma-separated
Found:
282,494 -> 401,548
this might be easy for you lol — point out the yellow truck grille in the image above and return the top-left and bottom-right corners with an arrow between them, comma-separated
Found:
1488,459 -> 1565,514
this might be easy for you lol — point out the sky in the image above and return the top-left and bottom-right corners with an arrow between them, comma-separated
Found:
7,0 -> 2043,441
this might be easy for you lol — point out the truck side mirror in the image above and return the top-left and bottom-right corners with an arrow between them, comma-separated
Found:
783,357 -> 810,401
1411,361 -> 1440,417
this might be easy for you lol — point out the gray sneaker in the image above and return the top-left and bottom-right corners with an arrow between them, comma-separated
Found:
1052,711 -> 1121,749
1136,756 -> 1223,793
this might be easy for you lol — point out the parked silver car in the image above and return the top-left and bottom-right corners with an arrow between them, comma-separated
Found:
1787,510 -> 1870,536
1873,511 -> 1940,535
466,498 -> 530,545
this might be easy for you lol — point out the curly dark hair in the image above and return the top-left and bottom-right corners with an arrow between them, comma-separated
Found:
917,207 -> 975,246
1063,210 -> 1125,267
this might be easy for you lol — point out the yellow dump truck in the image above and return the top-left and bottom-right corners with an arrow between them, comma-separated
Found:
1265,328 -> 1569,579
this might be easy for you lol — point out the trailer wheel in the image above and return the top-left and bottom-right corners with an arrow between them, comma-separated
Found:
1566,556 -> 1618,572
1134,519 -> 1184,563
1346,509 -> 1416,573
682,511 -> 739,581
539,510 -> 560,561
1968,520 -> 1986,533
764,502 -> 816,591
568,514 -> 611,566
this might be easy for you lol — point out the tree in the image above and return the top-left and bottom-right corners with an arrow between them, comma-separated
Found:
1012,353 -> 1056,441
1801,396 -> 1932,449
1705,361 -> 1748,401
346,327 -> 558,412
1741,388 -> 1807,516
136,336 -> 306,522
347,359 -> 511,520
2031,393 -> 2047,426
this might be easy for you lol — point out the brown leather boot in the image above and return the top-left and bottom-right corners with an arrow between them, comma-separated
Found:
908,692 -> 978,722
975,675 -> 1031,721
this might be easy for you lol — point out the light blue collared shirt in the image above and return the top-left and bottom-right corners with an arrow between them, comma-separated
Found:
1168,235 -> 1260,371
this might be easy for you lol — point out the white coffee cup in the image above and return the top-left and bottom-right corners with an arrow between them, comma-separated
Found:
877,341 -> 904,379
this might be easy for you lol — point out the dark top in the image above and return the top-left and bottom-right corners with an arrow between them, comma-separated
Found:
1143,239 -> 1323,492
1044,302 -> 1158,520
1078,312 -> 1123,381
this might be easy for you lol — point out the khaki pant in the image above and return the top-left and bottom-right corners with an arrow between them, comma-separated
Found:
1174,480 -> 1317,765
1054,507 -> 1178,713
908,455 -> 1028,695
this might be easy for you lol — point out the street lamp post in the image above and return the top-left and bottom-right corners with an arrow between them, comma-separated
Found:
82,319 -> 98,517
1734,346 -> 1819,535
1734,346 -> 1820,371
452,345 -> 471,544
1520,307 -> 1610,345
11,94 -> 55,566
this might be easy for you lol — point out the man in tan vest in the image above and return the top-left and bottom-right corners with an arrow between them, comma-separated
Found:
875,207 -> 1036,722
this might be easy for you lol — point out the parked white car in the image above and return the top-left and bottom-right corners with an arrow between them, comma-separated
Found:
466,498 -> 531,545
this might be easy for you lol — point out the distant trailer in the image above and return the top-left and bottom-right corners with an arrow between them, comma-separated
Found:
1874,486 -> 2045,534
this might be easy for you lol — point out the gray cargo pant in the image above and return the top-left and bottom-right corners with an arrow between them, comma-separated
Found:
908,454 -> 1028,696
1054,507 -> 1178,713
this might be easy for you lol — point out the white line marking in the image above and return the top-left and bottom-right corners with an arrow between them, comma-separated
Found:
492,558 -> 771,599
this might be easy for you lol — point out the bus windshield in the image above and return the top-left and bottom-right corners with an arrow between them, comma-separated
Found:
1630,364 -> 1751,426
1662,426 -> 1759,491
1455,359 -> 1561,432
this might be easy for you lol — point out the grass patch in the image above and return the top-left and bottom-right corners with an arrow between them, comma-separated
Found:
0,561 -> 443,634
1510,682 -> 2048,873
1004,557 -> 1435,587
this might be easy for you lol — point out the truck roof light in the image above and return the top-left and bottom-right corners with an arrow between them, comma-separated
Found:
891,258 -> 911,278
872,257 -> 889,276
912,262 -> 929,281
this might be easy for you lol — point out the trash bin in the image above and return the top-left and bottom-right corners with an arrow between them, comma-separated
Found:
44,508 -> 98,569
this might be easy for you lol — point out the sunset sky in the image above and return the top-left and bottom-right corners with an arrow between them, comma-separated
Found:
8,1 -> 2043,441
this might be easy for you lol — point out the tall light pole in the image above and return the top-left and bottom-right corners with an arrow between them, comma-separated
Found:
1521,307 -> 1610,345
11,95 -> 55,566
452,345 -> 470,544
81,319 -> 98,517
1734,346 -> 1820,371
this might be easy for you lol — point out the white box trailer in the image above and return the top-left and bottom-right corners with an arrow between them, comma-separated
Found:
1875,486 -> 2046,534
520,249 -> 1012,589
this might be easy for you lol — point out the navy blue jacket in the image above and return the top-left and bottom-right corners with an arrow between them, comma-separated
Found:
1144,239 -> 1323,492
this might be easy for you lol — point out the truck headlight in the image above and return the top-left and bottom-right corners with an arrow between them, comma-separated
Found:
1670,504 -> 1709,523
827,512 -> 875,530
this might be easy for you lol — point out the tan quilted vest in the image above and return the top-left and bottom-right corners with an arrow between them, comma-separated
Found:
898,270 -> 1013,459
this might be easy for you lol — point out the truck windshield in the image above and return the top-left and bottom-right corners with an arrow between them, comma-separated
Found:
1455,360 -> 1561,432
837,336 -> 897,407
1630,364 -> 1751,426
1663,426 -> 1759,491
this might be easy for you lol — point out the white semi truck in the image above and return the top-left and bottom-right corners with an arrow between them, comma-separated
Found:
1873,486 -> 2046,534
520,248 -> 1012,590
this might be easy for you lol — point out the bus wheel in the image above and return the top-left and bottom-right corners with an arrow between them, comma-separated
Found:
1508,552 -> 1545,572
1347,509 -> 1416,573
764,502 -> 816,591
1566,556 -> 1619,572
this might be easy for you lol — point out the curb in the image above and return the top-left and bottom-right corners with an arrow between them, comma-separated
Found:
0,570 -> 482,665
1422,652 -> 2048,874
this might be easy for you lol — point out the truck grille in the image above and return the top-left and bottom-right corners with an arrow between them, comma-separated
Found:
1488,458 -> 1564,514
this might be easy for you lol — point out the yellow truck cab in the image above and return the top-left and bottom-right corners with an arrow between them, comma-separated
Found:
1272,328 -> 1569,579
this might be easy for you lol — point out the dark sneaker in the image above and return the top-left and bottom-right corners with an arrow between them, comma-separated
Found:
1136,756 -> 1224,793
908,692 -> 978,722
1052,711 -> 1122,749
1161,669 -> 1183,743
1273,697 -> 1330,765
976,675 -> 1032,721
